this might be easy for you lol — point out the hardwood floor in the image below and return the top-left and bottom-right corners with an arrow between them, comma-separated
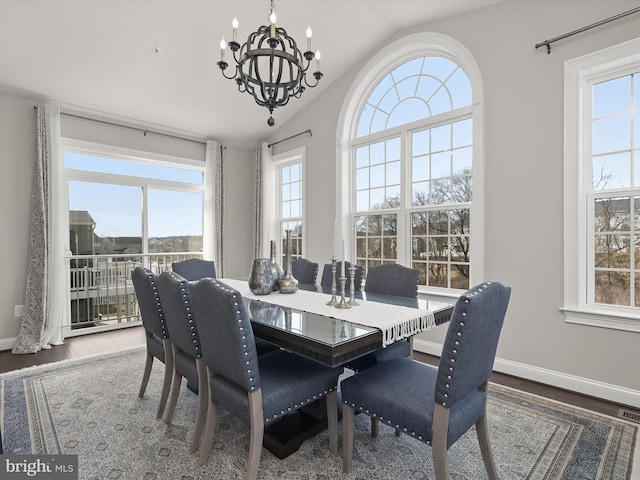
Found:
0,326 -> 635,420
0,326 -> 146,374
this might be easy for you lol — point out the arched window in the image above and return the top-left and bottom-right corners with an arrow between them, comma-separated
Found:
338,33 -> 483,293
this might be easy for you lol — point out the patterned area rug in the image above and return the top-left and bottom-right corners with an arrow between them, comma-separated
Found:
1,347 -> 638,480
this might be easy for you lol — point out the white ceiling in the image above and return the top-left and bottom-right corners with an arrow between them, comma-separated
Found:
0,0 -> 502,146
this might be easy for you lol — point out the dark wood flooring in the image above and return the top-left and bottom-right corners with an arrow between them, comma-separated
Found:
0,326 -> 635,420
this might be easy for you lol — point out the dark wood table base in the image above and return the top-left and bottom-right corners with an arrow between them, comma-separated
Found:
263,397 -> 333,459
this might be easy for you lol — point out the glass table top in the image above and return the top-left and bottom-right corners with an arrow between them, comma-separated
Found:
245,283 -> 454,367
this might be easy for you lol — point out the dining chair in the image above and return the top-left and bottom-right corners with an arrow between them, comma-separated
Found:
341,281 -> 511,479
171,258 -> 217,281
346,263 -> 419,373
156,271 -> 208,454
345,262 -> 419,435
320,261 -> 363,290
364,262 -> 419,298
189,278 -> 340,479
291,258 -> 318,285
131,266 -> 173,419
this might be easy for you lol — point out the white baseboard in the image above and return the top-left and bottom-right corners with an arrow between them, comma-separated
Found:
414,339 -> 640,409
0,337 -> 16,352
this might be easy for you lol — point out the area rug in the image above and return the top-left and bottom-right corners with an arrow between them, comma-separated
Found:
1,347 -> 638,480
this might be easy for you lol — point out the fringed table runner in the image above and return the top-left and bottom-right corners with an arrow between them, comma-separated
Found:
220,278 -> 436,347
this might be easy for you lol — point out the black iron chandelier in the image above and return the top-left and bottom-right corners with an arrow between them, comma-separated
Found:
217,0 -> 323,126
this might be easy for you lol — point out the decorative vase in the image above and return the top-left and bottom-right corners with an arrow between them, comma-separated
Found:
278,230 -> 298,293
269,240 -> 284,291
248,258 -> 274,295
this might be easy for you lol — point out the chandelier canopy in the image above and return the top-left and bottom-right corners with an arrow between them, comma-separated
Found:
217,0 -> 322,126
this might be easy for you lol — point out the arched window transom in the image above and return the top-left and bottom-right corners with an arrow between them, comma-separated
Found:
357,57 -> 472,138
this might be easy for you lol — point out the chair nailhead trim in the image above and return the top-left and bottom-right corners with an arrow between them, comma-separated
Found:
265,387 -> 336,423
342,400 -> 429,444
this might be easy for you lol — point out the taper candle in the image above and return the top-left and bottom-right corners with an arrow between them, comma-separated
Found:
332,218 -> 337,259
341,238 -> 345,277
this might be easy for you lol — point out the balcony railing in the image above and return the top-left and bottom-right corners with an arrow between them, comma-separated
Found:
67,252 -> 203,332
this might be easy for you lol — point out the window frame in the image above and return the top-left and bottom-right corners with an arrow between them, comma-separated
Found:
62,138 -> 206,256
273,147 -> 307,259
337,32 -> 484,298
563,37 -> 640,332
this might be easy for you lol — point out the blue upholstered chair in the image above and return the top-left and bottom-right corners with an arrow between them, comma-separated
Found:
172,258 -> 217,281
131,266 -> 173,419
189,279 -> 340,479
320,261 -> 363,290
346,263 -> 419,374
345,262 -> 419,436
341,281 -> 511,479
364,263 -> 418,298
156,271 -> 208,454
291,258 -> 318,285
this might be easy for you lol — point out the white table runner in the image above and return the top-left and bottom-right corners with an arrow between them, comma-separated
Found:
220,278 -> 436,347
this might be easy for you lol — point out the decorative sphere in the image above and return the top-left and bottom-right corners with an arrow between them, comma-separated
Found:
268,116 -> 275,126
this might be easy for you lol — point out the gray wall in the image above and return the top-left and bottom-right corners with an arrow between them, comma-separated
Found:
0,93 -> 36,346
267,1 -> 640,405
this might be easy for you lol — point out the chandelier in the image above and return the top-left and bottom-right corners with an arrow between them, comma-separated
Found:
217,0 -> 323,126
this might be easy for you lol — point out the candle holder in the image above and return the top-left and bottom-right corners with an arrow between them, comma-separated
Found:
335,276 -> 351,309
326,257 -> 338,306
347,265 -> 360,306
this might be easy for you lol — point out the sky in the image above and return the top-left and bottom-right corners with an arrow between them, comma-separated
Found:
66,153 -> 203,238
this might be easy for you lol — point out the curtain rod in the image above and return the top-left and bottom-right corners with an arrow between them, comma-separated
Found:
268,129 -> 312,148
33,106 -> 206,145
535,7 -> 640,54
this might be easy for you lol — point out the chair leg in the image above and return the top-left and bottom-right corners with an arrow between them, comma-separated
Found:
190,358 -> 209,454
164,370 -> 182,424
342,404 -> 355,473
198,379 -> 219,466
247,390 -> 265,480
138,352 -> 153,397
370,417 -> 379,437
326,390 -> 338,454
156,340 -> 174,419
476,414 -> 499,480
432,404 -> 451,480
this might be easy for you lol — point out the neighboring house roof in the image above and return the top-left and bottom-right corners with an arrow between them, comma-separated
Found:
69,210 -> 95,226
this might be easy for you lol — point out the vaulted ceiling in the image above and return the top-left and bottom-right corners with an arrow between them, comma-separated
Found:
0,1 -> 502,146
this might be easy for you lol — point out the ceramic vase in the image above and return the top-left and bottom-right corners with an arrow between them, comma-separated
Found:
277,230 -> 298,293
248,258 -> 274,295
269,240 -> 284,291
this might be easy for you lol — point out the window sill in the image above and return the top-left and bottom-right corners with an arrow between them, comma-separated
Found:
418,286 -> 465,302
561,307 -> 640,333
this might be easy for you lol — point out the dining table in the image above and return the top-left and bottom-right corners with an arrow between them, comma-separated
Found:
220,278 -> 454,367
218,277 -> 455,459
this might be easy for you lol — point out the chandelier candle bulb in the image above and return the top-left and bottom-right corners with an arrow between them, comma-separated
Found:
270,11 -> 276,37
220,38 -> 226,61
232,17 -> 238,42
306,26 -> 312,51
316,50 -> 321,72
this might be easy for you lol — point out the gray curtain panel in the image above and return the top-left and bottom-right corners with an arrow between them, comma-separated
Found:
253,145 -> 263,259
215,144 -> 225,278
12,105 -> 52,354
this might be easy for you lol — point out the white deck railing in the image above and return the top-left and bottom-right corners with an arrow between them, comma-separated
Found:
67,252 -> 203,330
